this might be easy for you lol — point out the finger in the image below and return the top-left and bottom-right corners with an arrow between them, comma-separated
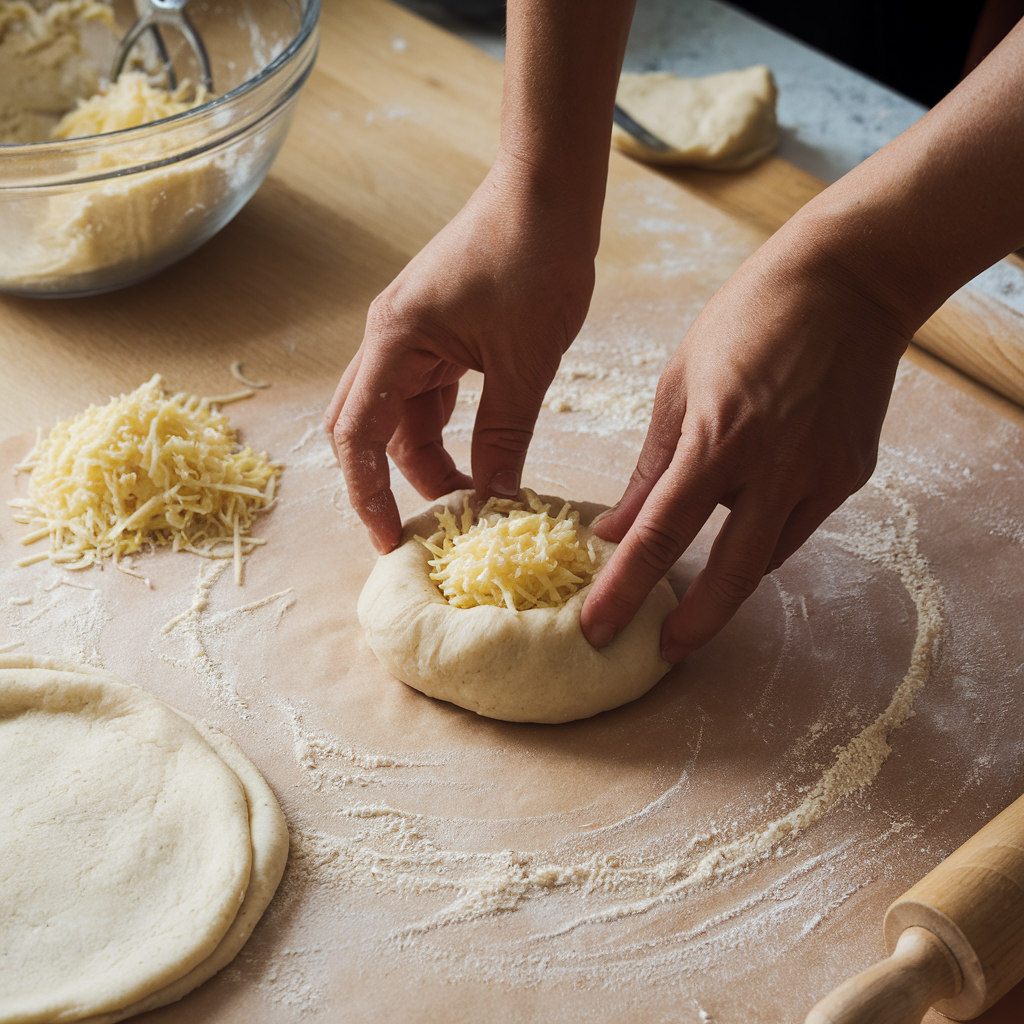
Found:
591,370 -> 686,542
763,446 -> 879,571
580,445 -> 723,648
470,371 -> 551,499
660,493 -> 793,663
440,381 -> 461,426
324,348 -> 363,450
388,387 -> 473,499
331,358 -> 408,553
763,493 -> 842,573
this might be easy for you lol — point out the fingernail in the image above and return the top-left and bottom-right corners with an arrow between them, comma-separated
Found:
369,524 -> 398,555
662,645 -> 688,665
591,504 -> 618,527
489,470 -> 520,498
585,622 -> 617,648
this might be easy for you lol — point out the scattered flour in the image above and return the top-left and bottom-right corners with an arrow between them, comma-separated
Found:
0,388 -> 979,1020
227,588 -> 296,623
283,701 -> 425,789
289,421 -> 339,472
542,362 -> 659,433
160,561 -> 230,638
157,560 -> 296,714
267,461 -> 945,1002
0,568 -> 109,667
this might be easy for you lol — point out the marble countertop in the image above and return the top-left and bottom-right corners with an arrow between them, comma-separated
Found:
621,0 -> 926,187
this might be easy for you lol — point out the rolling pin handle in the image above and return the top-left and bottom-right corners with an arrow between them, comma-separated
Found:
804,926 -> 962,1024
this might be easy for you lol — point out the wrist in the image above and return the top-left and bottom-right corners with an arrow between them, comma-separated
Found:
482,147 -> 606,259
766,198 -> 938,351
779,28 -> 1024,333
493,0 -> 637,249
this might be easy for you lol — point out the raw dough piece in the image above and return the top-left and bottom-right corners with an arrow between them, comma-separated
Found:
0,655 -> 289,1024
0,0 -> 118,144
0,147 -> 236,293
358,491 -> 677,724
81,714 -> 291,1024
0,3 -> 203,146
613,66 -> 779,168
0,2 -> 232,295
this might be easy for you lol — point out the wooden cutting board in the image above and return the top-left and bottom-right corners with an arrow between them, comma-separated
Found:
2,0 -> 1023,436
2,1 -> 1024,1021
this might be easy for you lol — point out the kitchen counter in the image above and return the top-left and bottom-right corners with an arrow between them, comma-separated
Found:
2,1 -> 1024,1020
401,0 -> 1024,323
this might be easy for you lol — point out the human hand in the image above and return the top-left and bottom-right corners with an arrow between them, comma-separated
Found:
324,156 -> 599,553
580,225 -> 913,662
580,17 -> 1024,661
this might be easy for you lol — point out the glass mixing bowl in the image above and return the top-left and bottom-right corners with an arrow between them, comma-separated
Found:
0,0 -> 319,298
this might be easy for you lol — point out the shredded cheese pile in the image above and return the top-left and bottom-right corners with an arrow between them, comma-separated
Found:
51,71 -> 208,140
9,375 -> 280,583
419,489 -> 596,612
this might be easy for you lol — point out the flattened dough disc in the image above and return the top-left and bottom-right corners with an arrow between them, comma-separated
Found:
80,712 -> 291,1024
0,655 -> 287,1024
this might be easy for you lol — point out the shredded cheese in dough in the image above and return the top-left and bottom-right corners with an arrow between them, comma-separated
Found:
419,490 -> 596,612
9,375 -> 280,581
51,71 -> 208,140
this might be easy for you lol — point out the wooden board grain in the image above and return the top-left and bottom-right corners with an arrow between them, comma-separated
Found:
662,152 -> 1024,414
1,0 -> 1022,433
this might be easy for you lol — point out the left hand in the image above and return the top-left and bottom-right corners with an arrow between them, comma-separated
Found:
323,155 -> 598,553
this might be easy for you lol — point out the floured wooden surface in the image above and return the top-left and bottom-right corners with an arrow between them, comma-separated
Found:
2,1 -> 1023,1018
3,357 -> 1024,1023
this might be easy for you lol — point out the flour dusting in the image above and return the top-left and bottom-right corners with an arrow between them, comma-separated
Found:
542,361 -> 659,433
157,561 -> 296,714
284,701 -> 426,789
266,460 -> 946,1003
2,364 -> 1012,1024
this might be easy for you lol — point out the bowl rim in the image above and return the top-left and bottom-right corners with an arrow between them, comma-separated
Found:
0,0 -> 321,151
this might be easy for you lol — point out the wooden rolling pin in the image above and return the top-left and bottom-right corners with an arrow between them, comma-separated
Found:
805,794 -> 1024,1024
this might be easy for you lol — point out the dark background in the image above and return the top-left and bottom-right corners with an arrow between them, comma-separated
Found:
438,0 -> 1024,108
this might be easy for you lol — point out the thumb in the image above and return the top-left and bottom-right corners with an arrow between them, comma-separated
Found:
471,373 -> 549,499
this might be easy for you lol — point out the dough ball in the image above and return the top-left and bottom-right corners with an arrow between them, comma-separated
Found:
0,655 -> 289,1024
358,491 -> 677,724
613,66 -> 779,168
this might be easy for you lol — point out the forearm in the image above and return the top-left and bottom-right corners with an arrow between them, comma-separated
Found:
496,0 -> 637,254
778,18 -> 1024,335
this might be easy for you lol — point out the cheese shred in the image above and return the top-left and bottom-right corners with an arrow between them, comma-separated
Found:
51,71 -> 208,140
419,489 -> 596,612
9,375 -> 281,581
230,361 -> 271,389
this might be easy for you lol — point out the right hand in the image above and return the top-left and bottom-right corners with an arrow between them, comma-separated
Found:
580,222 -> 912,660
324,155 -> 600,554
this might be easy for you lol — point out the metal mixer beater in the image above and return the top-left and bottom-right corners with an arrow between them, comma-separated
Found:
112,0 -> 213,93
